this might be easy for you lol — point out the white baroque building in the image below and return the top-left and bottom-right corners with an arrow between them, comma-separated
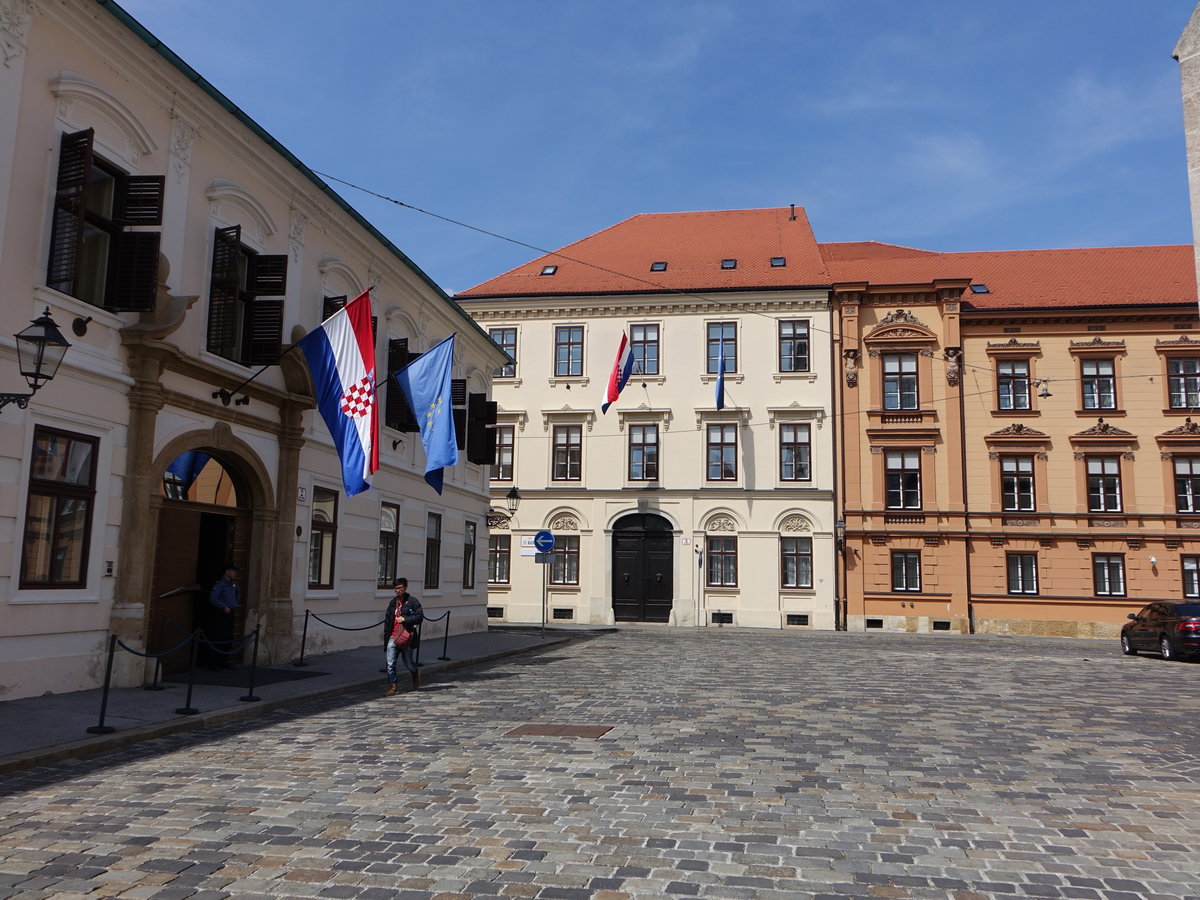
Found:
0,0 -> 504,700
458,208 -> 838,630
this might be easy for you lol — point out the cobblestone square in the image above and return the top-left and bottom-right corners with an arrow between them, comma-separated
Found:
1,631 -> 1197,899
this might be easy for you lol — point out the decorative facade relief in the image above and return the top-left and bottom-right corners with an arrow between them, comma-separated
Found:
843,348 -> 859,387
944,347 -> 961,387
486,512 -> 510,530
289,208 -> 307,263
1,0 -> 35,67
1074,418 -> 1133,437
550,514 -> 579,532
779,515 -> 811,533
169,117 -> 197,183
706,516 -> 736,533
878,308 -> 928,329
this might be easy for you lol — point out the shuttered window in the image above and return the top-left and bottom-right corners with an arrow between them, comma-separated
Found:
205,224 -> 288,365
46,129 -> 163,312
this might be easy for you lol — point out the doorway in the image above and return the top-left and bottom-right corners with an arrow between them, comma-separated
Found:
612,513 -> 674,623
148,452 -> 250,673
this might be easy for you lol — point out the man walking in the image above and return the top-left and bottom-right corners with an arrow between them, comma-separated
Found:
383,577 -> 424,695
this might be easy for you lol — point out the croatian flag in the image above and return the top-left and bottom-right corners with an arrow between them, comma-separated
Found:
601,331 -> 634,414
297,290 -> 379,496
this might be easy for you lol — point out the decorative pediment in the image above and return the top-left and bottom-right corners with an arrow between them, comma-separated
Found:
540,406 -> 596,432
779,515 -> 812,534
987,423 -> 1048,438
986,337 -> 1041,356
616,405 -> 673,432
550,514 -> 580,532
1068,335 -> 1125,354
1070,418 -> 1137,451
706,515 -> 737,533
1155,334 -> 1200,353
1161,418 -> 1200,436
865,308 -> 937,344
1157,417 -> 1200,453
1074,418 -> 1133,437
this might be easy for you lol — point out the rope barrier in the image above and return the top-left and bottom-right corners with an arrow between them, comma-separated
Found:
116,633 -> 194,659
310,612 -> 386,631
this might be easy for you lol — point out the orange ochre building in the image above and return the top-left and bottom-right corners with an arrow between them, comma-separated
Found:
832,240 -> 1198,638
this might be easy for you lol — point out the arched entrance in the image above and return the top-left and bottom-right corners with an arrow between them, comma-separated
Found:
148,451 -> 251,672
612,513 -> 673,623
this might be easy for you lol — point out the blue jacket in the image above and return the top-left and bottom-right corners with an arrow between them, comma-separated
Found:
208,577 -> 239,612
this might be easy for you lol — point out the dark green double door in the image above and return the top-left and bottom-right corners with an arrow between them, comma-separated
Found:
612,513 -> 673,623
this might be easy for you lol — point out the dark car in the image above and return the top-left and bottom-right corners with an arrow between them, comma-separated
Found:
1121,601 -> 1200,660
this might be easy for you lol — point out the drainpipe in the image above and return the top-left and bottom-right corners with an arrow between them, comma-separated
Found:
957,346 -> 976,634
830,294 -> 844,631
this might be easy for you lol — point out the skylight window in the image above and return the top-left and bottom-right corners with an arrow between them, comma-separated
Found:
969,283 -> 990,294
650,261 -> 667,272
540,265 -> 558,276
721,259 -> 737,270
770,257 -> 786,267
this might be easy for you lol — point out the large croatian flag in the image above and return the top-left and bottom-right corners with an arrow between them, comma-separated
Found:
600,331 -> 634,414
297,290 -> 379,496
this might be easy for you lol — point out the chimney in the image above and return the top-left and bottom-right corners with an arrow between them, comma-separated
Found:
789,204 -> 796,221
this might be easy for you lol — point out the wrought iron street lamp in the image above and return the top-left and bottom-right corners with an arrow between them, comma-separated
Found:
505,486 -> 521,514
0,308 -> 71,413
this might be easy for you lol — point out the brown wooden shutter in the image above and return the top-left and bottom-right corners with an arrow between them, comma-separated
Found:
46,129 -> 94,295
451,379 -> 467,407
108,231 -> 160,312
244,299 -> 284,365
206,225 -> 241,357
386,338 -> 420,432
322,295 -> 348,319
453,409 -> 467,450
114,175 -> 165,225
466,393 -> 498,465
251,254 -> 288,296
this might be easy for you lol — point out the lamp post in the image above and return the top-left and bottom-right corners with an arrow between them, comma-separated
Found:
834,518 -> 847,632
0,308 -> 71,413
505,486 -> 521,514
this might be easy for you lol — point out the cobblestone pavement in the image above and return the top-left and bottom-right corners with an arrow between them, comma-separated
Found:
0,631 -> 1198,900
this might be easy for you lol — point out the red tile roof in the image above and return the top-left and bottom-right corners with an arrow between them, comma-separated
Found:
457,206 -> 1197,310
822,242 -> 1196,309
457,207 -> 830,298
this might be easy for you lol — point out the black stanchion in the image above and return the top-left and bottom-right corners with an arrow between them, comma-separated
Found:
293,609 -> 311,667
86,635 -> 118,734
241,625 -> 261,702
175,630 -> 201,715
439,610 -> 452,661
144,655 -> 165,691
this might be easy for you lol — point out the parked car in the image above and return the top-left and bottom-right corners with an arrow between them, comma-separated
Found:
1121,602 -> 1200,660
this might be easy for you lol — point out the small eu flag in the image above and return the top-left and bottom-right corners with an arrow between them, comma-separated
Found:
394,334 -> 459,494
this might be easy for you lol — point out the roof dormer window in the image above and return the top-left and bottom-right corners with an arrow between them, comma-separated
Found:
540,265 -> 558,276
721,259 -> 737,270
969,283 -> 990,294
650,261 -> 667,272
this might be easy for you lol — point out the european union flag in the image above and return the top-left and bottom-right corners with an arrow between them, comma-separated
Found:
715,335 -> 727,410
394,334 -> 458,494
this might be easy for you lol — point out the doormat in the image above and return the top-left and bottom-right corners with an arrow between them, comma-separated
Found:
164,667 -> 328,687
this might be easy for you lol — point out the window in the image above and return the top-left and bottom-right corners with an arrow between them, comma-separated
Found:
997,360 -> 1031,410
778,321 -> 810,373
491,425 -> 514,481
308,488 -> 338,588
1168,358 -> 1200,409
781,537 -> 813,589
46,129 -> 163,312
770,257 -> 786,268
554,326 -> 584,376
20,427 -> 98,587
883,354 -> 919,410
1006,553 -> 1038,594
552,425 -> 582,481
1086,457 -> 1122,513
885,450 -> 921,509
206,224 -> 288,365
891,551 -> 921,592
1000,456 -> 1035,512
489,327 -> 517,378
540,265 -> 558,276
488,534 -> 511,584
1176,457 -> 1200,513
463,521 -> 477,589
1081,358 -> 1116,410
650,261 -> 667,272
721,258 -> 737,269
630,324 -> 659,375
628,423 -> 659,481
377,502 -> 400,589
706,535 -> 737,586
706,424 -> 737,481
779,423 -> 811,482
1184,556 -> 1200,598
424,513 -> 442,589
550,535 -> 580,585
1093,554 -> 1125,596
706,322 -> 736,374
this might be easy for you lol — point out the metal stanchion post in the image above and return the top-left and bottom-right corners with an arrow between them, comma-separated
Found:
86,635 -> 118,734
240,625 -> 261,702
175,630 -> 201,715
438,610 -> 451,661
144,655 -> 166,691
293,609 -> 310,666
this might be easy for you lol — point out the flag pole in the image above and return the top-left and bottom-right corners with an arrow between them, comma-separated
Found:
211,343 -> 301,407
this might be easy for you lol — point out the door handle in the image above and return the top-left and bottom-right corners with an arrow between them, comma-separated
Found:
656,573 -> 663,583
623,573 -> 630,584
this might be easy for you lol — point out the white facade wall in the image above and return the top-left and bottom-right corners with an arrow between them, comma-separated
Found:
0,0 -> 503,700
466,291 -> 838,630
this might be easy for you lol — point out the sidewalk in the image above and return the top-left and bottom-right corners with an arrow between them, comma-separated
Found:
0,628 -> 576,776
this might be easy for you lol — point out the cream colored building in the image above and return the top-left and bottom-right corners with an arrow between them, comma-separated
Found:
0,0 -> 504,701
459,208 -> 838,630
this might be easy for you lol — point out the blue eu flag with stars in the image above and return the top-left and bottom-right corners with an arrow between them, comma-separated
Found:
394,334 -> 459,494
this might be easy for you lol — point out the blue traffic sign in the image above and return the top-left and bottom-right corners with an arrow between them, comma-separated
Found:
533,530 -> 555,552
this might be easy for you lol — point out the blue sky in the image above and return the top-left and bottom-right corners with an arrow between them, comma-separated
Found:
120,1 -> 1198,295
